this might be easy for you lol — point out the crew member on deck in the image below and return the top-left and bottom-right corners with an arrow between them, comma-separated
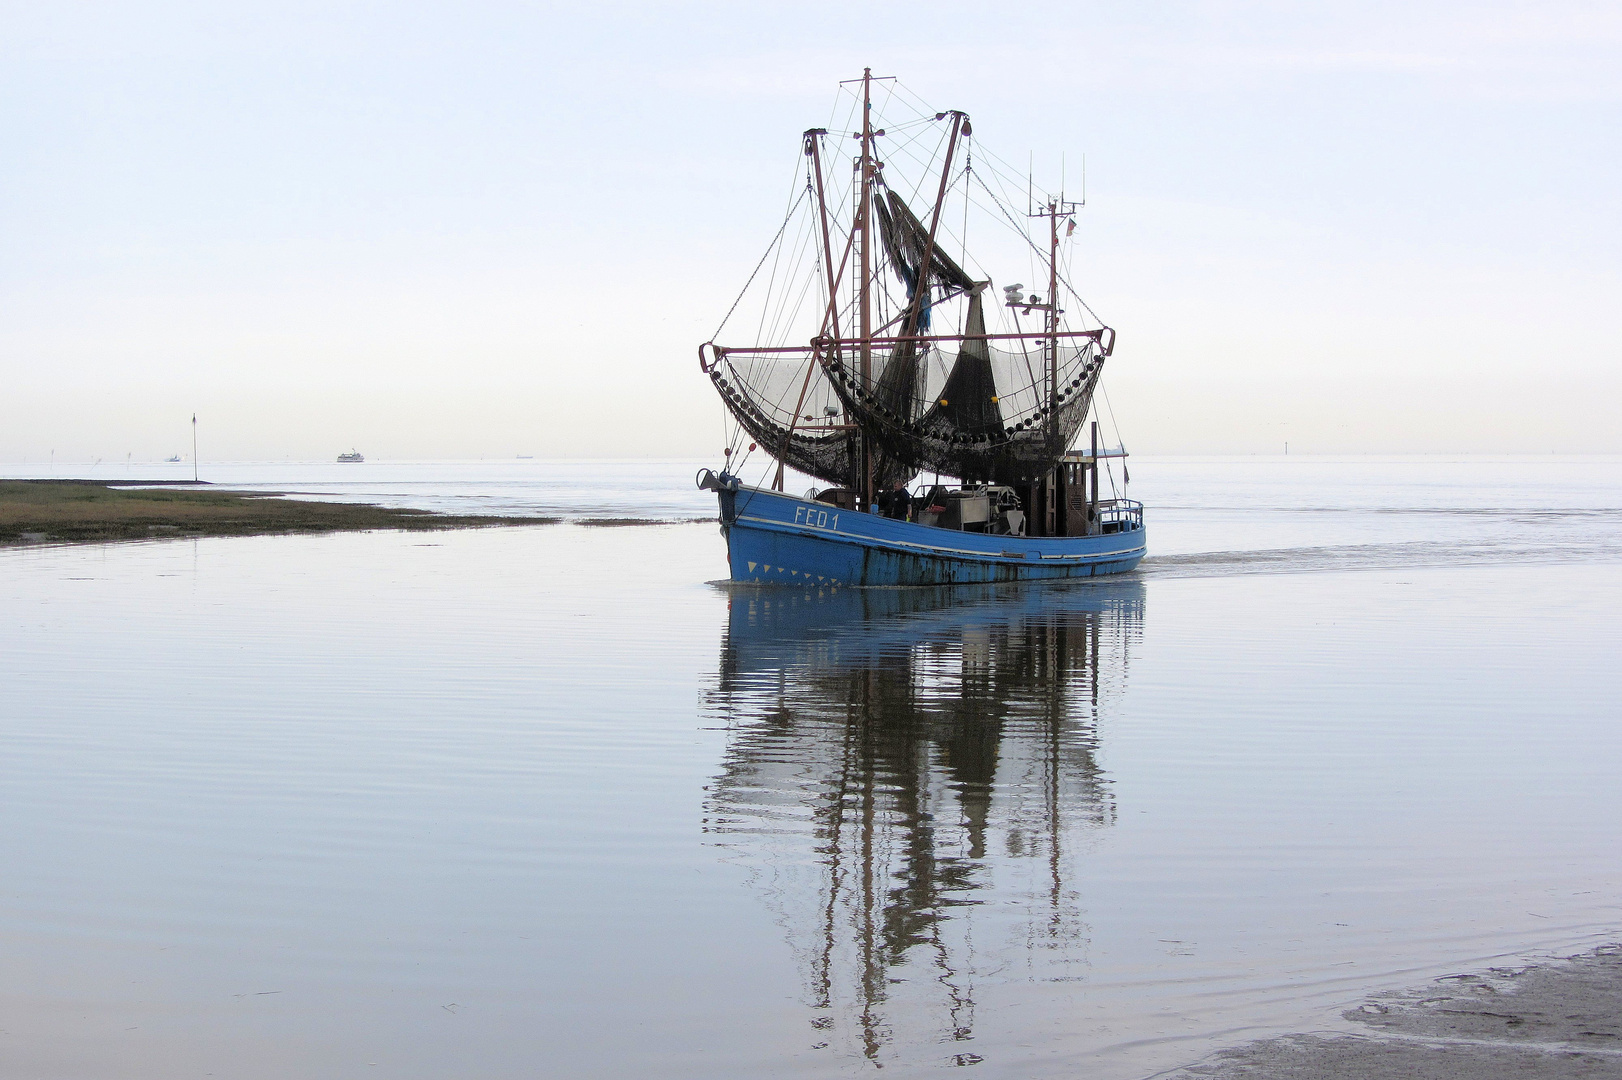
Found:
878,481 -> 912,521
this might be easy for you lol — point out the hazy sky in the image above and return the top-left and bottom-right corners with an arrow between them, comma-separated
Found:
3,1 -> 1617,460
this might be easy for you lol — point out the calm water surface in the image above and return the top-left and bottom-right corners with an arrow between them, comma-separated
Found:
2,457 -> 1619,1078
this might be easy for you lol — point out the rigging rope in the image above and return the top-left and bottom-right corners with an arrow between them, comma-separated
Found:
710,185 -> 811,342
1099,381 -> 1128,490
971,169 -> 1107,327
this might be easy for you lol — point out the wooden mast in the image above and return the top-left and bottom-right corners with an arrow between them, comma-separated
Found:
808,130 -> 841,345
1089,419 -> 1100,534
1046,198 -> 1060,449
772,130 -> 844,493
1042,199 -> 1061,534
858,68 -> 875,511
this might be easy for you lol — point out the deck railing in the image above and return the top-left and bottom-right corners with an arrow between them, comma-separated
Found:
1096,499 -> 1144,533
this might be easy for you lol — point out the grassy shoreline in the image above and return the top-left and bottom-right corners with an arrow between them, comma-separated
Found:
0,480 -> 559,545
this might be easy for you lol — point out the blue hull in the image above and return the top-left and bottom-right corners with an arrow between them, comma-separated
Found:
717,485 -> 1145,587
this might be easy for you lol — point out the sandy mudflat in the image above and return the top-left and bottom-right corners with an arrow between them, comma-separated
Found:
1161,946 -> 1622,1079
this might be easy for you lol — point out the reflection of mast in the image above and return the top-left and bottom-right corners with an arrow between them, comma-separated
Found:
703,583 -> 1140,1067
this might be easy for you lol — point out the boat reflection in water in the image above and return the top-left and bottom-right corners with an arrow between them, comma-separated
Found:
702,581 -> 1144,1068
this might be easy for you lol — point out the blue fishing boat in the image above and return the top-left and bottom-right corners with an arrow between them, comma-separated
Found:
698,70 -> 1143,587
699,468 -> 1142,586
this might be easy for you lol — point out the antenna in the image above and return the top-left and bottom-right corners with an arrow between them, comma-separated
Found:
1027,152 -> 1033,215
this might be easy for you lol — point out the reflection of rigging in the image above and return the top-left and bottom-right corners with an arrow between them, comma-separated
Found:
702,583 -> 1142,1068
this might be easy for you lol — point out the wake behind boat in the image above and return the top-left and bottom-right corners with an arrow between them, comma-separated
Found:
697,70 -> 1143,586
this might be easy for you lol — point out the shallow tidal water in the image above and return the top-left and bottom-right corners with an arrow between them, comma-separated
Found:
2,457 -> 1619,1078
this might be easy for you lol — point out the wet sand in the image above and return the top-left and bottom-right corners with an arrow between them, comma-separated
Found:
1162,946 -> 1622,1078
0,479 -> 557,544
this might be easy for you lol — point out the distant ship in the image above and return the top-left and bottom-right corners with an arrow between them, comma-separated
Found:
165,454 -> 182,463
337,450 -> 364,463
696,70 -> 1143,586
